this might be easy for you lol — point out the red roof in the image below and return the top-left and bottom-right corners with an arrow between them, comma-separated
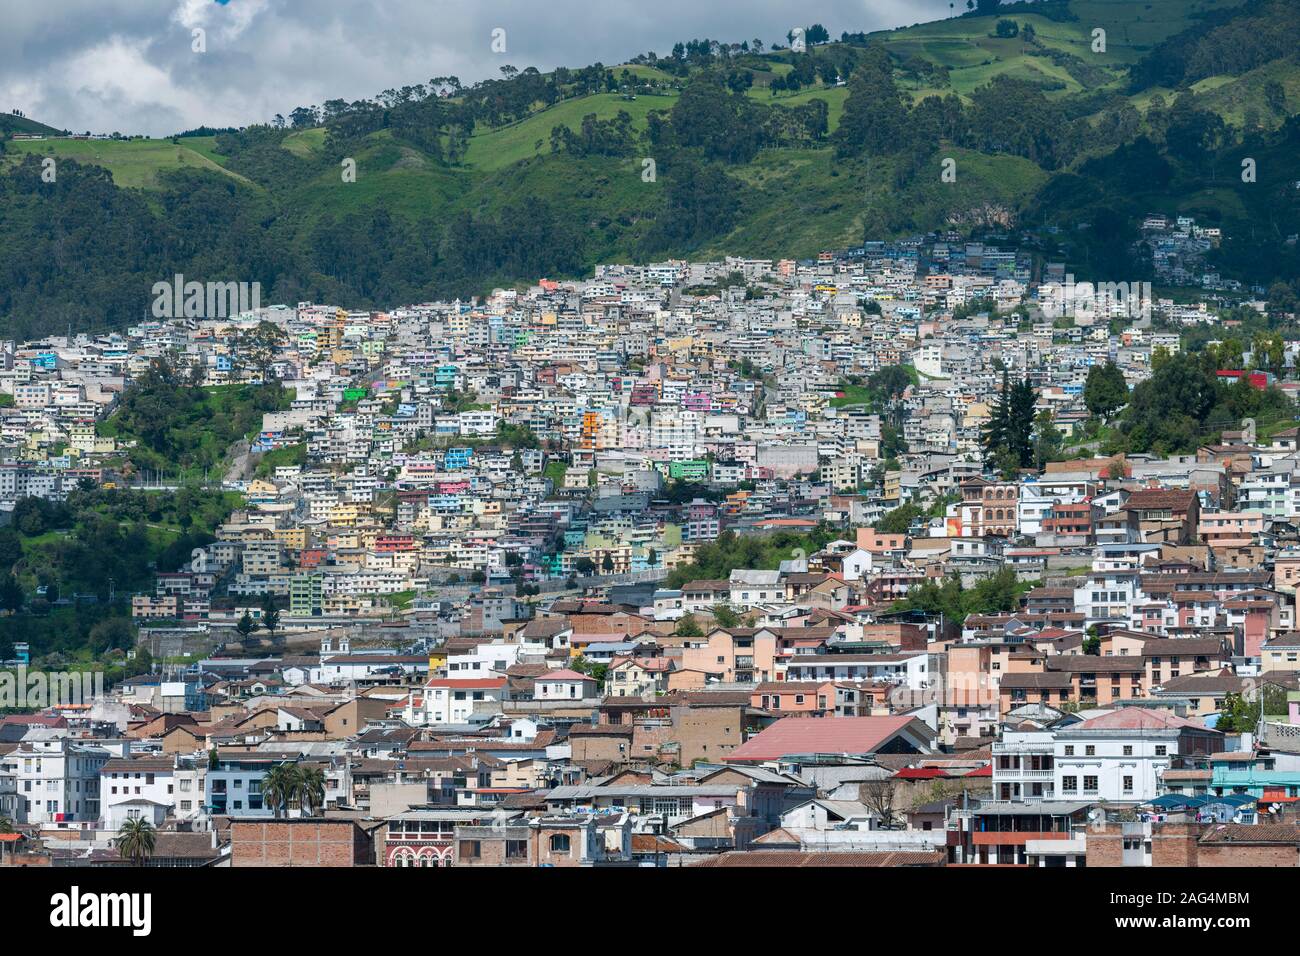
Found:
893,767 -> 949,780
964,763 -> 993,777
724,716 -> 926,763
1075,708 -> 1211,732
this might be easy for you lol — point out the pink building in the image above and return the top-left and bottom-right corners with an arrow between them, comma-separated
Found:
1198,510 -> 1265,548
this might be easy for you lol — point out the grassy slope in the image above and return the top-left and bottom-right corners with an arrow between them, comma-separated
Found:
464,92 -> 677,170
0,113 -> 63,136
0,0 -> 1284,287
4,137 -> 252,189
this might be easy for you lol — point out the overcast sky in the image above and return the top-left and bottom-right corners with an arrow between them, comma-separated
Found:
0,0 -> 957,137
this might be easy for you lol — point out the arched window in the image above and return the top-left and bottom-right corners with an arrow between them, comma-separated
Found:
550,834 -> 572,853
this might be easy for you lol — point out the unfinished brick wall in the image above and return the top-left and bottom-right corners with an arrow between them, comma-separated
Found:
231,821 -> 369,867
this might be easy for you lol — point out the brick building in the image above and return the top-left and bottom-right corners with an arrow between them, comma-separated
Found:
1087,821 -> 1300,866
231,819 -> 375,867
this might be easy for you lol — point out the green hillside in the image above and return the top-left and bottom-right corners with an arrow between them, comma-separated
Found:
0,112 -> 63,137
4,136 -> 251,189
1,0 -> 1299,338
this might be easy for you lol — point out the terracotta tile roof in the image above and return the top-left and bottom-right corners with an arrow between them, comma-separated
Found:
1069,708 -> 1214,732
725,715 -> 928,763
1199,824 -> 1300,845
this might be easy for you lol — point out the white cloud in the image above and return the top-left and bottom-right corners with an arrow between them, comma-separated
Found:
0,0 -> 953,137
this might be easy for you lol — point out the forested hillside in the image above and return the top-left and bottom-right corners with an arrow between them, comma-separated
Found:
2,0 -> 1299,337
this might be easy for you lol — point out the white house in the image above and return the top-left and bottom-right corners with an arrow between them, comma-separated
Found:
309,636 -> 428,684
730,569 -> 783,608
784,651 -> 930,689
421,677 -> 507,725
100,757 -> 175,829
1053,708 -> 1222,804
0,737 -> 121,824
532,669 -> 599,702
779,798 -> 876,831
839,548 -> 874,582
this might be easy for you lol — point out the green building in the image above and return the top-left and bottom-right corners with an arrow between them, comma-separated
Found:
290,572 -> 324,617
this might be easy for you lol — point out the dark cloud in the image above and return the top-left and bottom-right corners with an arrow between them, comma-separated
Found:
0,0 -> 953,136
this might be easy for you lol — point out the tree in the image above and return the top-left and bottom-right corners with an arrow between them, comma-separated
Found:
868,365 -> 912,404
260,595 -> 281,643
859,778 -> 899,828
574,558 -> 596,576
982,372 -> 1036,470
262,762 -> 299,818
675,614 -> 704,637
805,23 -> 831,45
710,604 -> 741,628
295,765 -> 326,817
667,74 -> 764,164
0,816 -> 14,834
833,47 -> 909,157
1265,79 -> 1287,115
1033,410 -> 1064,470
88,617 -> 134,655
116,817 -> 157,866
1118,351 -> 1221,454
601,553 -> 615,574
1084,362 -> 1129,420
1218,685 -> 1288,733
572,656 -> 609,685
235,611 -> 257,645
876,503 -> 925,535
0,574 -> 22,614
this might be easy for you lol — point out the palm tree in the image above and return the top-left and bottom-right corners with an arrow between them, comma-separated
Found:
294,765 -> 326,818
116,817 -> 157,867
262,762 -> 298,819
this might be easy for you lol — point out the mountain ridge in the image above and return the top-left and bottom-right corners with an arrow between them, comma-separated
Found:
1,0 -> 1298,338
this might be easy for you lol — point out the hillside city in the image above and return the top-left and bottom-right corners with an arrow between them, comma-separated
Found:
3,227 -> 1300,870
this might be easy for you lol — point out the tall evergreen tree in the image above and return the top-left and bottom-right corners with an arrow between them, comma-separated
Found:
981,370 -> 1011,459
981,372 -> 1037,471
1008,376 -> 1038,467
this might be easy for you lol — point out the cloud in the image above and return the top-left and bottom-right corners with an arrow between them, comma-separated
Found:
0,0 -> 954,137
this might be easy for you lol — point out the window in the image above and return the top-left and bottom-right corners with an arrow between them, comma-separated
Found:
1155,745 -> 1167,757
1123,745 -> 1133,756
1123,776 -> 1134,793
1085,745 -> 1095,756
1064,745 -> 1074,756
459,840 -> 481,860
506,840 -> 528,860
1062,775 -> 1078,793
549,834 -> 571,854
1083,775 -> 1099,793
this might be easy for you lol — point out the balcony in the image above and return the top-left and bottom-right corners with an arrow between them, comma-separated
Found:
972,830 -> 1074,846
1002,769 -> 1055,780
